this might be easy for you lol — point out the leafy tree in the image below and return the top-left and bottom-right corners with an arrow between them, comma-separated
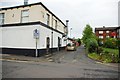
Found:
76,38 -> 81,45
82,24 -> 96,46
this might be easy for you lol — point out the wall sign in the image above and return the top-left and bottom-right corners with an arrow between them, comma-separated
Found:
33,29 -> 39,39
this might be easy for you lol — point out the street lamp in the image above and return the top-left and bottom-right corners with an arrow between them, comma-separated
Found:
66,20 -> 69,45
66,20 -> 69,36
70,28 -> 72,38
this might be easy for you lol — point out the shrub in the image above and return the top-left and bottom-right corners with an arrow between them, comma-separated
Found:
97,38 -> 103,46
103,38 -> 117,49
117,39 -> 120,47
86,38 -> 98,53
96,47 -> 103,54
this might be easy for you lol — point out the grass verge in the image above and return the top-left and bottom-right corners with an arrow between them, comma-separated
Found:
88,48 -> 119,63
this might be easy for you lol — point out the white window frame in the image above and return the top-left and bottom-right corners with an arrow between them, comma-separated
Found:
99,36 -> 103,39
21,9 -> 29,23
46,13 -> 50,25
106,31 -> 109,33
99,31 -> 103,34
0,13 -> 4,25
55,20 -> 57,29
106,36 -> 109,38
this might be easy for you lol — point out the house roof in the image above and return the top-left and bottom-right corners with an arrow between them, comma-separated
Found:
0,2 -> 66,27
95,27 -> 118,31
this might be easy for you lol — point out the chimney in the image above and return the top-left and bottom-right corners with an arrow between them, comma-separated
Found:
103,26 -> 105,28
24,0 -> 28,5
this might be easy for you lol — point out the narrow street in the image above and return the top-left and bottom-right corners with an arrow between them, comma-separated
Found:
2,46 -> 119,78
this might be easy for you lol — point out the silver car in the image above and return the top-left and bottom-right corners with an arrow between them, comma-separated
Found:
66,43 -> 76,51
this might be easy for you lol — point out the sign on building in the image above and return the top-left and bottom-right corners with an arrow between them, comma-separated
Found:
33,29 -> 39,39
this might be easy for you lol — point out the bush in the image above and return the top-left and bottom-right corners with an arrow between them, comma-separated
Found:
103,38 -> 117,49
96,47 -> 103,54
97,38 -> 103,46
86,38 -> 98,53
117,40 -> 120,47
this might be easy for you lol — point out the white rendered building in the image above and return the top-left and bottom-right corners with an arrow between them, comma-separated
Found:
0,2 -> 68,56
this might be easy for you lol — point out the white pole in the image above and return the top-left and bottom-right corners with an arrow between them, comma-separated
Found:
35,39 -> 38,57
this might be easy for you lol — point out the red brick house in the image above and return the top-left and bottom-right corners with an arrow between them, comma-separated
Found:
95,26 -> 120,43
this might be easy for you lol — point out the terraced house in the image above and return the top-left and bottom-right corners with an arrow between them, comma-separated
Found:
0,2 -> 68,56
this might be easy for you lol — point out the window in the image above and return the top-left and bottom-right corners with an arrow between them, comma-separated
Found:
46,14 -> 50,25
106,31 -> 109,33
55,20 -> 57,29
99,36 -> 103,39
0,13 -> 4,25
99,31 -> 103,34
21,10 -> 29,23
106,36 -> 109,38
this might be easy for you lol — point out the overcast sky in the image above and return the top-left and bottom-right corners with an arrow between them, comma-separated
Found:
0,0 -> 119,38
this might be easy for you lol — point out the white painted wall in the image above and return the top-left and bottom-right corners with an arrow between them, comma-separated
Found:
1,24 -> 66,49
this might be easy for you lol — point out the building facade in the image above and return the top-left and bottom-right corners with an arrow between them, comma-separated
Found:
0,2 -> 68,56
95,26 -> 120,43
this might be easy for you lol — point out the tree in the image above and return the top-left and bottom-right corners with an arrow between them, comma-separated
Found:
76,38 -> 81,46
82,24 -> 96,46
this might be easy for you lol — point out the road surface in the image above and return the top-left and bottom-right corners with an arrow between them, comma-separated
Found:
2,46 -> 119,78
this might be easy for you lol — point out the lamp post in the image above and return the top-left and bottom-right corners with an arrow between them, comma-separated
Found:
70,28 -> 72,38
66,20 -> 69,45
66,20 -> 69,36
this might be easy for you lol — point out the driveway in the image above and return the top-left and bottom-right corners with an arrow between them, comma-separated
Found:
1,45 -> 119,78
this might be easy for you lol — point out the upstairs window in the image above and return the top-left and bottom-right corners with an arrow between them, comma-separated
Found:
106,31 -> 109,33
55,20 -> 57,29
21,10 -> 29,23
99,31 -> 103,34
46,14 -> 50,26
99,36 -> 103,39
0,13 -> 4,25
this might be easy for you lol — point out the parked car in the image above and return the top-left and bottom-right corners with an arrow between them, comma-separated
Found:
66,43 -> 76,51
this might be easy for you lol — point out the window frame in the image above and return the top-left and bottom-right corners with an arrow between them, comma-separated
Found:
55,20 -> 57,29
21,9 -> 29,23
46,13 -> 50,26
99,31 -> 103,34
0,13 -> 5,25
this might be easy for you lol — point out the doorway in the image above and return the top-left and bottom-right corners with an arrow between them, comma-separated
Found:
46,37 -> 50,54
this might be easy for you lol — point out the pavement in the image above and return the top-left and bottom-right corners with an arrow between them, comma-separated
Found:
0,50 -> 67,63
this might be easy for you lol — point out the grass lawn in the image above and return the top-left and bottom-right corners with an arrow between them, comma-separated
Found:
88,48 -> 119,63
103,48 -> 119,56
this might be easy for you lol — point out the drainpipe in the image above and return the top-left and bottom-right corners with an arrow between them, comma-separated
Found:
51,15 -> 53,54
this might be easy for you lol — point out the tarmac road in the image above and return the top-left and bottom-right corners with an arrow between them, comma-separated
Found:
2,46 -> 119,78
